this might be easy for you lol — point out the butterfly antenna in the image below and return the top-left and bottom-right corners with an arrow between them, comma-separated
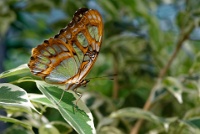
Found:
87,74 -> 117,81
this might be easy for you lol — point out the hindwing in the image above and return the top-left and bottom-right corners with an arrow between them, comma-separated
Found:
28,8 -> 103,90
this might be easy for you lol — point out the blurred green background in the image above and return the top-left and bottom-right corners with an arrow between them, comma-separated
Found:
1,0 -> 200,134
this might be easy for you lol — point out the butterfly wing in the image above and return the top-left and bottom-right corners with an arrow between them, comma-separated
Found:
28,8 -> 103,89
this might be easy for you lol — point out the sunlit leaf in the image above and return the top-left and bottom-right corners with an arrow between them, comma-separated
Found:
151,80 -> 167,102
180,118 -> 200,133
29,93 -> 55,108
0,1 -> 16,35
35,81 -> 95,134
98,126 -> 125,134
50,121 -> 73,134
0,64 -> 29,79
189,52 -> 200,74
110,107 -> 177,131
0,83 -> 38,113
185,117 -> 200,129
0,115 -> 33,131
39,124 -> 60,134
163,77 -> 183,103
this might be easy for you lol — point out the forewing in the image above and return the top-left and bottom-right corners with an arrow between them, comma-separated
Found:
28,8 -> 103,85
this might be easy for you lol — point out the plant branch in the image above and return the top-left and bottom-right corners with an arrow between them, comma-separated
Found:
113,55 -> 119,99
0,35 -> 6,82
130,21 -> 195,134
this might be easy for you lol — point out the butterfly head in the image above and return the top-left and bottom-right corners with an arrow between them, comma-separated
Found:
66,79 -> 90,91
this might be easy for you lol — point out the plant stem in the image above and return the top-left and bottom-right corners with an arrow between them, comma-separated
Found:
0,35 -> 6,82
113,55 -> 119,99
130,21 -> 195,134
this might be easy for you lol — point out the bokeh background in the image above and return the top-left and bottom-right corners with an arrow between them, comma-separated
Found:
1,0 -> 200,134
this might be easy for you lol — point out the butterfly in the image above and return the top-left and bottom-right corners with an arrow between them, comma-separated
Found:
28,8 -> 103,91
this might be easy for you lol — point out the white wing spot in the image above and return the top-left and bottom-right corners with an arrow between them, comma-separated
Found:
73,28 -> 78,33
88,15 -> 92,19
98,16 -> 101,21
98,36 -> 102,42
66,33 -> 71,39
93,15 -> 96,19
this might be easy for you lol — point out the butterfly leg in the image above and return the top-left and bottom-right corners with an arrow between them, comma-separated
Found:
75,90 -> 82,106
72,88 -> 82,112
58,90 -> 66,103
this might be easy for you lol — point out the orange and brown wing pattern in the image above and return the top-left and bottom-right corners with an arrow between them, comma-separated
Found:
28,8 -> 103,89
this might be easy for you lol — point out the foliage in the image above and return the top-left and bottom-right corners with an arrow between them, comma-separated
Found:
1,0 -> 200,134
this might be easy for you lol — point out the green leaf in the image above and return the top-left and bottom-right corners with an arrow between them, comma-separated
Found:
0,64 -> 30,79
0,115 -> 33,131
151,81 -> 167,103
98,126 -> 125,134
39,124 -> 60,134
35,81 -> 95,134
50,121 -> 73,134
110,107 -> 177,131
25,1 -> 53,12
163,77 -> 183,103
179,118 -> 200,133
189,52 -> 200,74
3,125 -> 33,134
185,117 -> 200,129
0,83 -> 37,113
29,93 -> 55,108
0,1 -> 16,35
